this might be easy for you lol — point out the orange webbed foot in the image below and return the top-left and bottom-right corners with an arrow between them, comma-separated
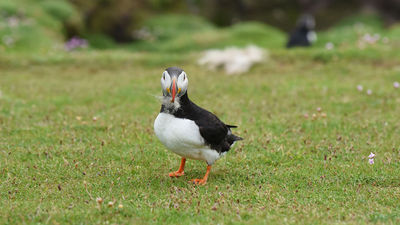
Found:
169,158 -> 186,178
189,165 -> 211,185
169,171 -> 184,177
190,178 -> 207,185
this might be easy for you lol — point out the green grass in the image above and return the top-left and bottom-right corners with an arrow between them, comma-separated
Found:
1,12 -> 400,224
1,46 -> 400,224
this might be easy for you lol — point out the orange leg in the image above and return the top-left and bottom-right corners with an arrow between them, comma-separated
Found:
190,165 -> 211,185
169,158 -> 186,177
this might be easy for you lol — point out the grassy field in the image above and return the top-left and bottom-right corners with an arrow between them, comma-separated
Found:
1,11 -> 400,224
1,48 -> 400,224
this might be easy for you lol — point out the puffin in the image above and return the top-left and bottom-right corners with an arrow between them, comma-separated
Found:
286,14 -> 317,48
154,67 -> 243,185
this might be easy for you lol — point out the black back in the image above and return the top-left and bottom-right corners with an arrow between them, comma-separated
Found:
161,93 -> 242,153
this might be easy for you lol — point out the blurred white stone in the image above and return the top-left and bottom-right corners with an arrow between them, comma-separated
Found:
198,45 -> 266,75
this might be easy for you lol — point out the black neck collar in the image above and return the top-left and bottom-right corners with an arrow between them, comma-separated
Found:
179,92 -> 190,106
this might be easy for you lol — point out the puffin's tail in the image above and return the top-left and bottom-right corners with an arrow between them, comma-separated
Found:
233,135 -> 243,141
227,134 -> 243,148
226,125 -> 243,146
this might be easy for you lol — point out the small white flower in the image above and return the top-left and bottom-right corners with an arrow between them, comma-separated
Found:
369,158 -> 374,165
363,33 -> 376,44
357,85 -> 363,91
368,152 -> 375,158
394,82 -> 399,89
325,42 -> 334,50
366,89 -> 372,95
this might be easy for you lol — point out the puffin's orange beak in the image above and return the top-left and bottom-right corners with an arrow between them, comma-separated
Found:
171,78 -> 176,103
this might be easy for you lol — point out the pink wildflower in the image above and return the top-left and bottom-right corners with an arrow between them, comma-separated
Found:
368,152 -> 375,158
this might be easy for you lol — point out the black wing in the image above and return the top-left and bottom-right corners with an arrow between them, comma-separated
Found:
168,93 -> 242,153
190,104 -> 239,153
196,112 -> 228,146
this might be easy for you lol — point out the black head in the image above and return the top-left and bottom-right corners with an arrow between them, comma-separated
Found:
165,67 -> 184,77
297,14 -> 315,31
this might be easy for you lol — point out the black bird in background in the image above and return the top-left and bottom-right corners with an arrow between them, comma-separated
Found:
286,14 -> 317,48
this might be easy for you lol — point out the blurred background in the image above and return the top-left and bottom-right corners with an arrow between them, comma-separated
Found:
1,0 -> 400,54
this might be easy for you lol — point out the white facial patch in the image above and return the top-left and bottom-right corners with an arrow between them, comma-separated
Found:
161,71 -> 172,96
176,72 -> 188,96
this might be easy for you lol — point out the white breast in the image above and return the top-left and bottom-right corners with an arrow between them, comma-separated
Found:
154,113 -> 221,165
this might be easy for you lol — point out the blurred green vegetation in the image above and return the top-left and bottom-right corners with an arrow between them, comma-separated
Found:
315,14 -> 384,47
0,0 -> 400,57
127,16 -> 286,52
0,0 -> 80,53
